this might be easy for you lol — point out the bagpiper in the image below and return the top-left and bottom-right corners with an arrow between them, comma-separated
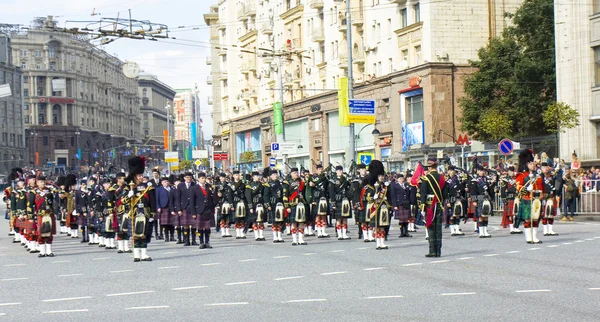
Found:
5,168 -> 23,237
10,175 -> 27,244
329,165 -> 352,240
65,174 -> 78,239
230,170 -> 248,239
540,161 -> 559,236
75,178 -> 92,243
362,160 -> 391,249
99,176 -> 118,249
265,168 -> 285,243
302,169 -> 315,237
125,156 -> 156,262
310,164 -> 330,238
175,172 -> 196,246
87,176 -> 101,245
216,173 -> 233,237
22,174 -> 39,252
246,171 -> 266,241
191,172 -> 216,249
470,165 -> 492,238
283,167 -> 307,246
351,163 -> 367,239
444,166 -> 465,236
419,158 -> 447,257
515,149 -> 544,244
115,173 -> 133,253
34,176 -> 57,257
500,166 -> 521,234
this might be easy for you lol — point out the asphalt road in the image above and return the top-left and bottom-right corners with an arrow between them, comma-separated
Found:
1,200 -> 599,322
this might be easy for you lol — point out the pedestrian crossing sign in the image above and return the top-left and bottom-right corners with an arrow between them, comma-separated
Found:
357,152 -> 374,165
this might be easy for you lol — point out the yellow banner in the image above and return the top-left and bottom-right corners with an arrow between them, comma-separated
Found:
348,115 -> 376,124
338,77 -> 349,126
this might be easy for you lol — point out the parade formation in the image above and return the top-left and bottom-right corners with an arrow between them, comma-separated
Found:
3,150 -> 567,261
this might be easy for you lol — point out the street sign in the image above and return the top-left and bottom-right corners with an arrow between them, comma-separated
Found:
348,99 -> 376,124
194,160 -> 201,166
93,152 -> 98,158
165,152 -> 179,163
213,152 -> 229,161
357,152 -> 374,166
192,150 -> 209,159
271,142 -> 297,155
498,139 -> 514,156
456,134 -> 471,146
269,157 -> 276,167
436,150 -> 444,159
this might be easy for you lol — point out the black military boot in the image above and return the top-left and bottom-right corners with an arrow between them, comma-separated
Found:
176,228 -> 184,244
191,229 -> 199,246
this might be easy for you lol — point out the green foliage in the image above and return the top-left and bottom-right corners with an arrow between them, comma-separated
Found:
459,0 -> 557,141
543,101 -> 580,133
239,151 -> 258,163
179,160 -> 193,171
200,158 -> 209,167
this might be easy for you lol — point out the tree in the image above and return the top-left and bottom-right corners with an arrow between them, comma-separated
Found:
459,0 -> 556,141
543,101 -> 580,133
179,160 -> 193,171
239,151 -> 257,163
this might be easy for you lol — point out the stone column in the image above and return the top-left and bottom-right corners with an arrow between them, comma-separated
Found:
62,104 -> 67,125
46,104 -> 53,125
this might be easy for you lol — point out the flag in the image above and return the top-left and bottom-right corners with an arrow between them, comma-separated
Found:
111,148 -> 116,159
273,102 -> 283,135
338,77 -> 349,126
410,162 -> 424,187
163,129 -> 169,150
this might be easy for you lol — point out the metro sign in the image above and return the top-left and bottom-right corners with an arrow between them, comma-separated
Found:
456,134 -> 471,146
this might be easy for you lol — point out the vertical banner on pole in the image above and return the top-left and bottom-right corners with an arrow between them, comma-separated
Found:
35,152 -> 39,167
273,102 -> 283,135
77,148 -> 81,160
191,123 -> 197,149
163,129 -> 169,150
338,77 -> 349,126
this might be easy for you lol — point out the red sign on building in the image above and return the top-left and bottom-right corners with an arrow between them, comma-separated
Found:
213,152 -> 229,161
49,97 -> 75,104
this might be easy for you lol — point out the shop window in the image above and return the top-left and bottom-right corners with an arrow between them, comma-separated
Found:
408,95 -> 424,123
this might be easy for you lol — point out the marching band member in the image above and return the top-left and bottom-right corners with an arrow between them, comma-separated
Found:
156,177 -> 175,242
216,173 -> 233,238
65,174 -> 78,239
283,167 -> 308,246
471,165 -> 492,238
516,149 -> 544,244
329,165 -> 352,240
541,162 -> 559,236
361,160 -> 391,249
443,166 -> 465,236
176,172 -> 196,246
500,166 -> 521,234
230,170 -> 248,239
125,156 -> 156,262
391,174 -> 412,238
87,177 -> 100,245
34,176 -> 56,257
311,164 -> 330,238
11,177 -> 27,244
351,163 -> 367,240
99,177 -> 117,249
302,169 -> 315,237
149,168 -> 164,240
419,158 -> 447,257
265,168 -> 285,243
246,171 -> 266,241
75,179 -> 91,243
191,172 -> 216,249
115,173 -> 133,254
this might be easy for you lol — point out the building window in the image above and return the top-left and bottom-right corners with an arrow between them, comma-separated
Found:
21,62 -> 26,69
313,118 -> 320,131
387,18 -> 392,39
595,47 -> 600,86
415,45 -> 422,65
24,89 -> 29,97
24,115 -> 30,124
71,137 -> 75,147
20,50 -> 28,57
408,95 -> 424,123
49,62 -> 56,70
24,103 -> 29,110
23,76 -> 28,83
400,9 -> 408,28
34,50 -> 41,57
42,136 -> 48,146
414,3 -> 420,23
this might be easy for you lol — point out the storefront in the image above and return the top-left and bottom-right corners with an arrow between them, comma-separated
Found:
280,118 -> 310,170
235,128 -> 262,172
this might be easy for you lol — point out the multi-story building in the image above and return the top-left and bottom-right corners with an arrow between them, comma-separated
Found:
138,73 -> 176,149
556,1 -> 599,164
10,16 -> 140,169
173,88 -> 203,153
0,33 -> 26,176
205,0 -> 522,171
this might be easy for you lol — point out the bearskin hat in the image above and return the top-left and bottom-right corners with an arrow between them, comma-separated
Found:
56,176 -> 66,187
65,174 -> 77,192
126,156 -> 146,183
363,160 -> 385,186
263,167 -> 271,177
8,167 -> 23,181
518,149 -> 534,173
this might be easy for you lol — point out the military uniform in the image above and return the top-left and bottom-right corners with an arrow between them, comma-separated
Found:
283,168 -> 307,246
361,160 -> 391,249
33,177 -> 57,257
246,171 -> 266,241
500,169 -> 521,234
443,170 -> 465,236
516,150 -> 544,244
469,168 -> 492,238
75,181 -> 92,243
329,166 -> 352,240
126,156 -> 157,262
191,173 -> 216,249
115,181 -> 133,253
229,172 -> 248,239
311,168 -> 330,238
264,170 -> 285,243
541,164 -> 559,236
350,164 -> 367,239
99,181 -> 117,249
10,182 -> 27,244
216,174 -> 233,237
419,159 -> 447,257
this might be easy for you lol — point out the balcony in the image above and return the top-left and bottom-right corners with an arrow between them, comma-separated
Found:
217,45 -> 227,56
352,50 -> 365,64
262,55 -> 273,64
238,27 -> 258,42
318,62 -> 327,78
283,72 -> 294,87
237,8 -> 247,21
207,97 -> 213,105
206,57 -> 212,65
352,13 -> 364,26
338,19 -> 348,32
218,70 -> 228,81
206,75 -> 212,85
261,22 -> 273,34
309,0 -> 324,9
311,27 -> 325,42
339,53 -> 348,68
292,38 -> 302,50
244,3 -> 256,16
241,61 -> 256,74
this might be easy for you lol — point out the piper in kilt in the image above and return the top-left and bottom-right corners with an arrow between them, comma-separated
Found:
443,166 -> 465,236
540,162 -> 559,236
391,174 -> 412,238
87,177 -> 101,245
176,172 -> 196,246
363,160 -> 391,250
115,174 -> 132,254
516,149 -> 544,244
191,172 -> 216,249
156,177 -> 176,242
65,174 -> 78,239
246,171 -> 266,241
75,179 -> 92,243
264,169 -> 285,243
229,170 -> 248,239
329,165 -> 352,240
216,173 -> 233,238
420,158 -> 447,257
23,174 -> 39,251
310,164 -> 330,238
34,176 -> 57,257
500,167 -> 521,234
10,178 -> 27,244
125,156 -> 157,262
351,163 -> 367,239
283,168 -> 308,246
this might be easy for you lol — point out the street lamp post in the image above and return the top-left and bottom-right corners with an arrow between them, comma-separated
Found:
75,131 -> 80,175
354,123 -> 380,164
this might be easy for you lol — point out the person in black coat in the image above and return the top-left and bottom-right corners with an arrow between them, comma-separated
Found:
176,172 -> 196,246
191,172 -> 217,249
391,174 -> 412,238
156,177 -> 175,242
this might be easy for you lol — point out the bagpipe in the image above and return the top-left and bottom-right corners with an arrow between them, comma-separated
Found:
369,181 -> 390,227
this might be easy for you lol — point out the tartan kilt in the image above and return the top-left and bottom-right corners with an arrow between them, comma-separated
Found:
467,198 -> 476,215
37,214 -> 57,235
77,213 -> 88,226
356,208 -> 368,223
542,199 -> 557,217
193,210 -> 213,230
158,208 -> 174,225
287,204 -> 306,224
178,209 -> 193,227
503,199 -> 515,218
517,200 -> 531,221
305,203 -> 315,223
394,207 -> 411,222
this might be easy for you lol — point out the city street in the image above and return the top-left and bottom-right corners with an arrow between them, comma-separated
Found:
1,200 -> 599,322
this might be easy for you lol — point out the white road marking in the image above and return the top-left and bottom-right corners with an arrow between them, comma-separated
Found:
158,266 -> 179,270
528,248 -> 540,251
515,289 -> 552,293
125,306 -> 169,310
172,286 -> 208,291
201,263 -> 221,266
239,259 -> 258,262
0,313 -> 5,316
356,247 -> 370,250
546,245 -> 560,248
403,263 -> 423,267
110,270 -> 134,273
585,238 -> 594,241
92,258 -> 110,261
42,296 -> 92,302
274,256 -> 290,259
440,292 -> 476,296
283,299 -> 327,303
331,250 -> 345,253
225,281 -> 257,286
274,276 -> 304,281
594,237 -> 600,239
0,303 -> 21,307
562,242 -> 573,245
58,273 -> 84,277
42,309 -> 88,314
50,260 -> 70,264
106,291 -> 155,297
589,288 -> 600,291
457,257 -> 473,260
1,278 -> 28,281
3,264 -> 25,267
204,302 -> 249,306
303,253 -> 317,256
506,251 -> 520,254
483,254 -> 499,257
365,295 -> 404,300
429,260 -> 450,264
163,251 -> 178,255
574,240 -> 585,243
363,267 -> 386,271
320,271 -> 348,276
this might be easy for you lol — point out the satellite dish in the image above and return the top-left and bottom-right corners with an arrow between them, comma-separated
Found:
122,61 -> 140,79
